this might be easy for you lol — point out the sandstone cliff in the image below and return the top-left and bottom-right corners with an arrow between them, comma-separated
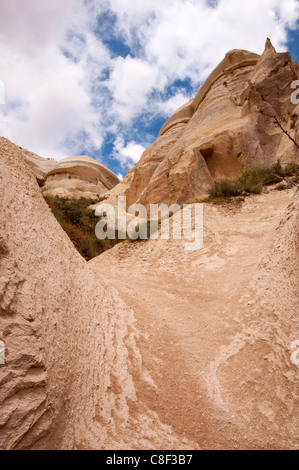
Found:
43,155 -> 119,199
106,39 -> 299,209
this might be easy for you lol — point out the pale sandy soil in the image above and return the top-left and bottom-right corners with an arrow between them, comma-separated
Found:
90,188 -> 299,450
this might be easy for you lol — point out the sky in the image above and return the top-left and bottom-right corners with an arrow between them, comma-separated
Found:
0,0 -> 299,179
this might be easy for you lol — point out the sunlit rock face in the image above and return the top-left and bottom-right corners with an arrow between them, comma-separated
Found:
119,39 -> 299,208
43,155 -> 119,199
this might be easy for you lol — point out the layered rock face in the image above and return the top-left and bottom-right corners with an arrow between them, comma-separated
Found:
20,149 -> 119,199
118,39 -> 299,207
43,155 -> 119,199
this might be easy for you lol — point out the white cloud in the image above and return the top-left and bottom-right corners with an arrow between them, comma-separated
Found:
117,172 -> 124,181
158,92 -> 193,117
0,0 -> 110,159
108,0 -> 299,84
113,137 -> 146,167
0,0 -> 298,168
107,56 -> 161,123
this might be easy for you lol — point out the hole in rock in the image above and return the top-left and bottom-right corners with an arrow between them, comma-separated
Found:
200,148 -> 217,179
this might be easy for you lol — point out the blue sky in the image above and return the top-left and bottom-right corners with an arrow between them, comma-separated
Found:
0,0 -> 299,180
288,27 -> 299,62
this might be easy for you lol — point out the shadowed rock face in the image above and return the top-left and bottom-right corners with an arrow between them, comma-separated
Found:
118,39 -> 299,208
43,155 -> 119,199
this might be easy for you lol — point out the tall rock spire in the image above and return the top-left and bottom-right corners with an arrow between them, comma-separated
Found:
264,37 -> 277,55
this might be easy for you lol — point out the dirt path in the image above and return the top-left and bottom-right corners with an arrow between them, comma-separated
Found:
90,189 -> 297,449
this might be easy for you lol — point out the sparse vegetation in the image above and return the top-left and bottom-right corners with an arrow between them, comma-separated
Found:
199,196 -> 245,205
44,196 -> 121,260
202,161 -> 299,203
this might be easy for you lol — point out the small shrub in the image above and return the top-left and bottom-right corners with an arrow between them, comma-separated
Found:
207,161 -> 299,202
44,196 -> 121,260
209,180 -> 242,198
284,163 -> 299,177
208,174 -> 263,198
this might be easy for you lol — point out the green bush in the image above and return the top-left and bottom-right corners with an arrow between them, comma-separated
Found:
208,161 -> 299,200
44,196 -> 121,260
284,162 -> 299,177
208,180 -> 243,198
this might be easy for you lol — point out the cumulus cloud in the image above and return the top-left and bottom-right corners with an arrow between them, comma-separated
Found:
157,92 -> 194,117
0,0 -> 298,170
107,56 -> 161,123
108,0 -> 299,84
0,0 -> 109,158
113,136 -> 146,167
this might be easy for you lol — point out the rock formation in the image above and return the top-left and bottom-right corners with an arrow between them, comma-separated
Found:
19,148 -> 119,199
20,148 -> 57,187
0,137 -> 189,450
105,39 -> 299,209
42,155 -> 119,199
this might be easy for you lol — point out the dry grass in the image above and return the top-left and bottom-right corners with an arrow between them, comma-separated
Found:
205,161 -> 299,202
